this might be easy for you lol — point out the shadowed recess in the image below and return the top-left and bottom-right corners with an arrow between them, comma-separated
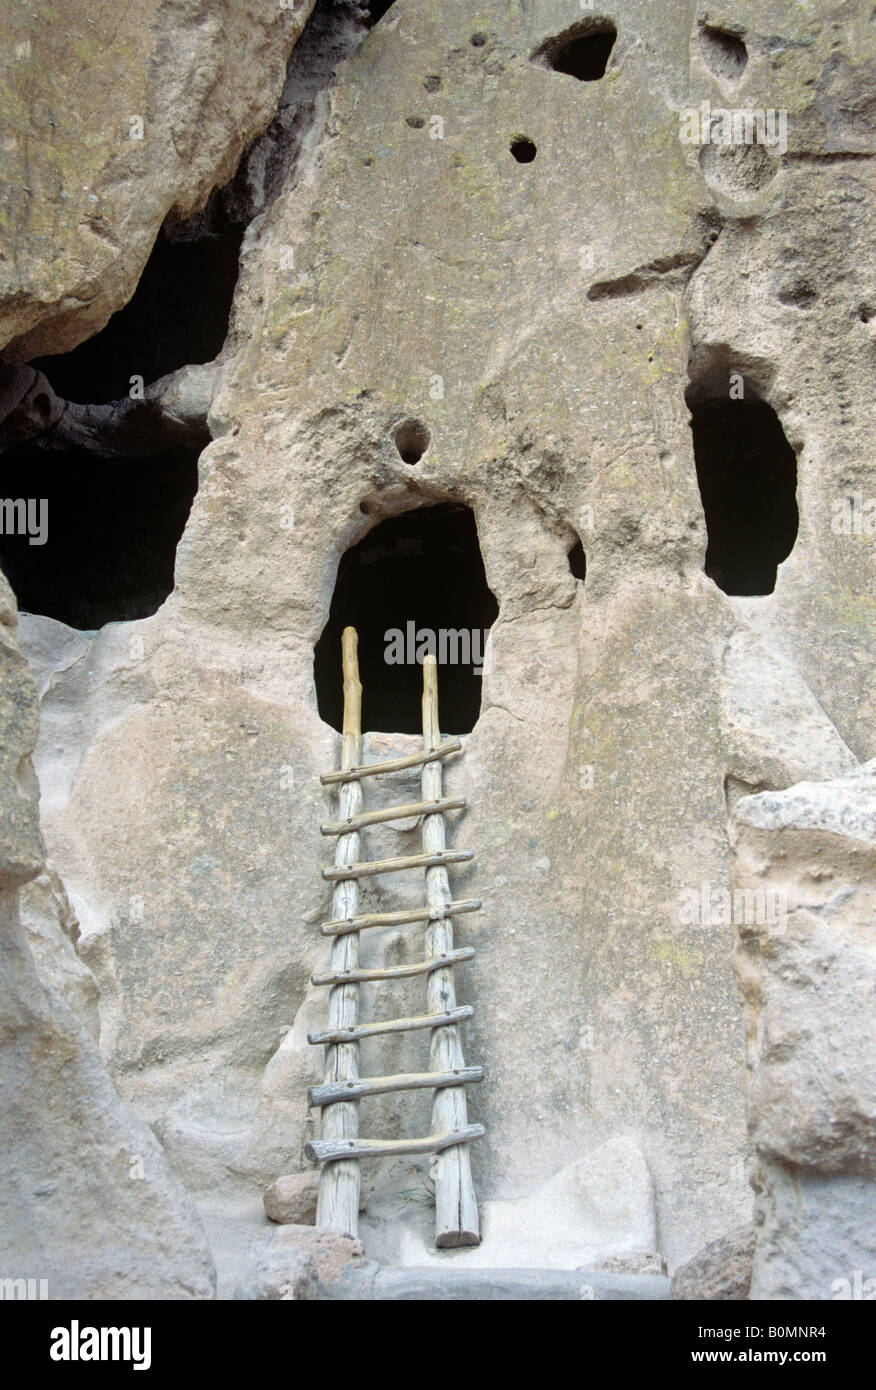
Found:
689,399 -> 798,595
315,503 -> 498,734
31,199 -> 243,405
0,445 -> 199,628
363,0 -> 395,23
394,418 -> 430,464
568,538 -> 587,582
698,25 -> 748,81
532,20 -> 617,81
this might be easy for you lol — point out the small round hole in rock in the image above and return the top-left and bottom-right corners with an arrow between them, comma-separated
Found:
394,419 -> 430,465
510,137 -> 537,164
470,32 -> 488,47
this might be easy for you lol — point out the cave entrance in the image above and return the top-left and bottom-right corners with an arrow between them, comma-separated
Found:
688,396 -> 798,596
0,181 -> 241,628
0,444 -> 199,629
315,503 -> 498,735
31,195 -> 243,405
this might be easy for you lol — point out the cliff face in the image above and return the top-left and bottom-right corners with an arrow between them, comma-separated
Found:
0,0 -> 874,1297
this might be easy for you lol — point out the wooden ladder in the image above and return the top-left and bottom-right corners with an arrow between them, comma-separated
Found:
305,625 -> 483,1247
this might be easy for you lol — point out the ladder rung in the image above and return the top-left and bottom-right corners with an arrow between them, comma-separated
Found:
308,1066 -> 484,1107
308,1004 -> 473,1046
321,796 -> 465,835
312,946 -> 475,986
320,739 -> 462,785
322,849 -> 472,882
305,1124 -> 484,1164
321,898 -> 482,936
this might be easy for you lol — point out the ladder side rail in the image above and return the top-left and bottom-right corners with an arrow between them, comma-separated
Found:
421,655 -> 481,1248
315,627 -> 363,1237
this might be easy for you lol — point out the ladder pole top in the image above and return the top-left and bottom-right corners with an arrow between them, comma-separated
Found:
422,652 -> 440,744
341,624 -> 359,672
341,626 -> 362,762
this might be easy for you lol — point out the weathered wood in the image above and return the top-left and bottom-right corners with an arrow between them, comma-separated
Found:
322,848 -> 472,882
320,739 -> 462,785
306,1124 -> 484,1165
315,626 -> 363,1238
321,898 -> 481,937
312,946 -> 475,987
310,639 -> 484,1236
308,1066 -> 484,1108
308,1004 -> 473,1047
320,796 -> 465,836
421,654 -> 481,1247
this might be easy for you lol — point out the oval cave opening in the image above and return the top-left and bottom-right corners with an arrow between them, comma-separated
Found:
315,503 -> 498,735
688,394 -> 799,596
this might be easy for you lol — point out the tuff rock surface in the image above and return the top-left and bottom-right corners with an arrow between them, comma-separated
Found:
0,0 -> 874,1297
0,575 -> 215,1298
730,762 -> 876,1298
671,1223 -> 755,1301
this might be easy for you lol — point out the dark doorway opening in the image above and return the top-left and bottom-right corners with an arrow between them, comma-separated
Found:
688,398 -> 798,595
532,21 -> 618,82
0,444 -> 199,628
315,503 -> 498,734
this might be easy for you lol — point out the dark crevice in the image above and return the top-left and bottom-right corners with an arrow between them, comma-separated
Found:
688,394 -> 798,596
315,504 -> 498,734
0,444 -> 200,628
362,0 -> 395,23
783,151 -> 875,162
587,251 -> 704,301
532,19 -> 617,82
568,537 -> 587,582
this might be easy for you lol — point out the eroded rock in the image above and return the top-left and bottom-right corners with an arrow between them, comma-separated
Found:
730,763 -> 876,1297
671,1223 -> 755,1301
0,574 -> 216,1298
